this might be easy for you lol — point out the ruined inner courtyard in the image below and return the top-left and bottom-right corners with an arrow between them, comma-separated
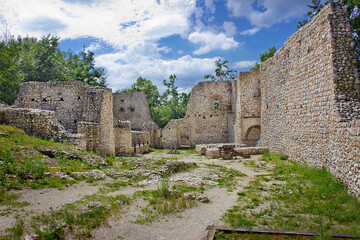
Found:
1,1 -> 360,239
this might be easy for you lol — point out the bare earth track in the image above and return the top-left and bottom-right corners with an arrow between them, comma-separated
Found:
0,151 -> 272,240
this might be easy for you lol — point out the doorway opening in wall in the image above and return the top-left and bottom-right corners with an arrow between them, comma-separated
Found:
179,126 -> 191,148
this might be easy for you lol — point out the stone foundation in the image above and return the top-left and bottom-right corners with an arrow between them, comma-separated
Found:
0,106 -> 85,148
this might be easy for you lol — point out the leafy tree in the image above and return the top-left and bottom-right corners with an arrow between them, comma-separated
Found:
151,75 -> 190,128
120,77 -> 160,108
0,35 -> 107,104
204,59 -> 237,81
0,39 -> 23,104
64,47 -> 107,86
254,47 -> 276,68
121,75 -> 190,128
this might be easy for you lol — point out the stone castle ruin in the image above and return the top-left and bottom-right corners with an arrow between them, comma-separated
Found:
0,3 -> 359,195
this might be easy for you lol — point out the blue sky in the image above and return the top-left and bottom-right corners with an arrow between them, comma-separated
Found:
0,0 -> 312,93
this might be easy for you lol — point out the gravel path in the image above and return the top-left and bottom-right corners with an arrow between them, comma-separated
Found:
0,151 -> 272,239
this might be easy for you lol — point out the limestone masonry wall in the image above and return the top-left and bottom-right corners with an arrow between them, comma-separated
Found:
2,1 -> 359,196
235,68 -> 261,146
258,3 -> 360,195
13,80 -> 116,155
161,81 -> 235,148
0,106 -> 85,147
114,120 -> 133,154
113,92 -> 158,131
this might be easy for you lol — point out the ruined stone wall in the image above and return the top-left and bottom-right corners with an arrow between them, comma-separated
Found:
131,131 -> 150,153
161,81 -> 235,148
114,120 -> 133,154
142,122 -> 161,148
0,106 -> 86,147
14,80 -> 85,133
113,92 -> 157,131
13,80 -> 116,155
258,2 -> 360,195
234,68 -> 261,146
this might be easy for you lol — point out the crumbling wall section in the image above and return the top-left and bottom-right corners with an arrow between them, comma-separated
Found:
259,2 -> 360,195
114,120 -> 133,154
235,68 -> 261,146
131,131 -> 150,153
113,92 -> 158,131
0,107 -> 85,147
14,80 -> 85,133
13,80 -> 116,155
161,81 -> 235,148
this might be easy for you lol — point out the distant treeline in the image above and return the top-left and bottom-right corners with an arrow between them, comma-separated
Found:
0,35 -> 107,105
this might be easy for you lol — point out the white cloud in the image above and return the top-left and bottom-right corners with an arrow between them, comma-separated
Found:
240,27 -> 261,35
226,0 -> 311,28
234,60 -> 257,68
95,43 -> 218,91
87,42 -> 102,52
223,21 -> 237,36
0,0 -> 196,48
204,0 -> 216,14
188,31 -> 240,55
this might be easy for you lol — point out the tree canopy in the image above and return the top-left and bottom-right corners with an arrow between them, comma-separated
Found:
204,59 -> 237,81
119,77 -> 160,108
121,75 -> 190,128
0,35 -> 107,105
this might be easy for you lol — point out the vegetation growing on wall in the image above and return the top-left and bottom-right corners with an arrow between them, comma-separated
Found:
254,47 -> 276,68
0,35 -> 107,105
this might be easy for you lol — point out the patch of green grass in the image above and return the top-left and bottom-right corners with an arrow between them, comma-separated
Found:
99,181 -> 129,193
25,193 -> 128,239
134,181 -> 197,224
0,218 -> 25,240
222,153 -> 360,235
0,187 -> 29,208
206,164 -> 246,188
178,149 -> 197,155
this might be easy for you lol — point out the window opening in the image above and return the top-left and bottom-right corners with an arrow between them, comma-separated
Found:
213,99 -> 220,110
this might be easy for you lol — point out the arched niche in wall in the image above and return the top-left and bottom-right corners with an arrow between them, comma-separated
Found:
244,125 -> 261,147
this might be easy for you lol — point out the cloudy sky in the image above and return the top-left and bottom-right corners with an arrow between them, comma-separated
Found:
0,0 -> 312,92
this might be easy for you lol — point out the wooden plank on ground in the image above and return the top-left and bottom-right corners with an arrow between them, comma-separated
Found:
205,226 -> 360,239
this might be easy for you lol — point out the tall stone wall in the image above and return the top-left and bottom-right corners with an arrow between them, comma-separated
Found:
234,68 -> 261,146
113,92 -> 158,131
258,2 -> 360,195
161,81 -> 235,148
14,80 -> 85,133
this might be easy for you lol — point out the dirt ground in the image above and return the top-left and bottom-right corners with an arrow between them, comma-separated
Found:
0,151 -> 272,240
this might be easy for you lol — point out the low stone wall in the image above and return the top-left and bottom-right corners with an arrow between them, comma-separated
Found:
0,106 -> 85,148
131,131 -> 150,154
205,146 -> 268,159
77,122 -> 102,153
114,120 -> 133,154
195,143 -> 237,155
